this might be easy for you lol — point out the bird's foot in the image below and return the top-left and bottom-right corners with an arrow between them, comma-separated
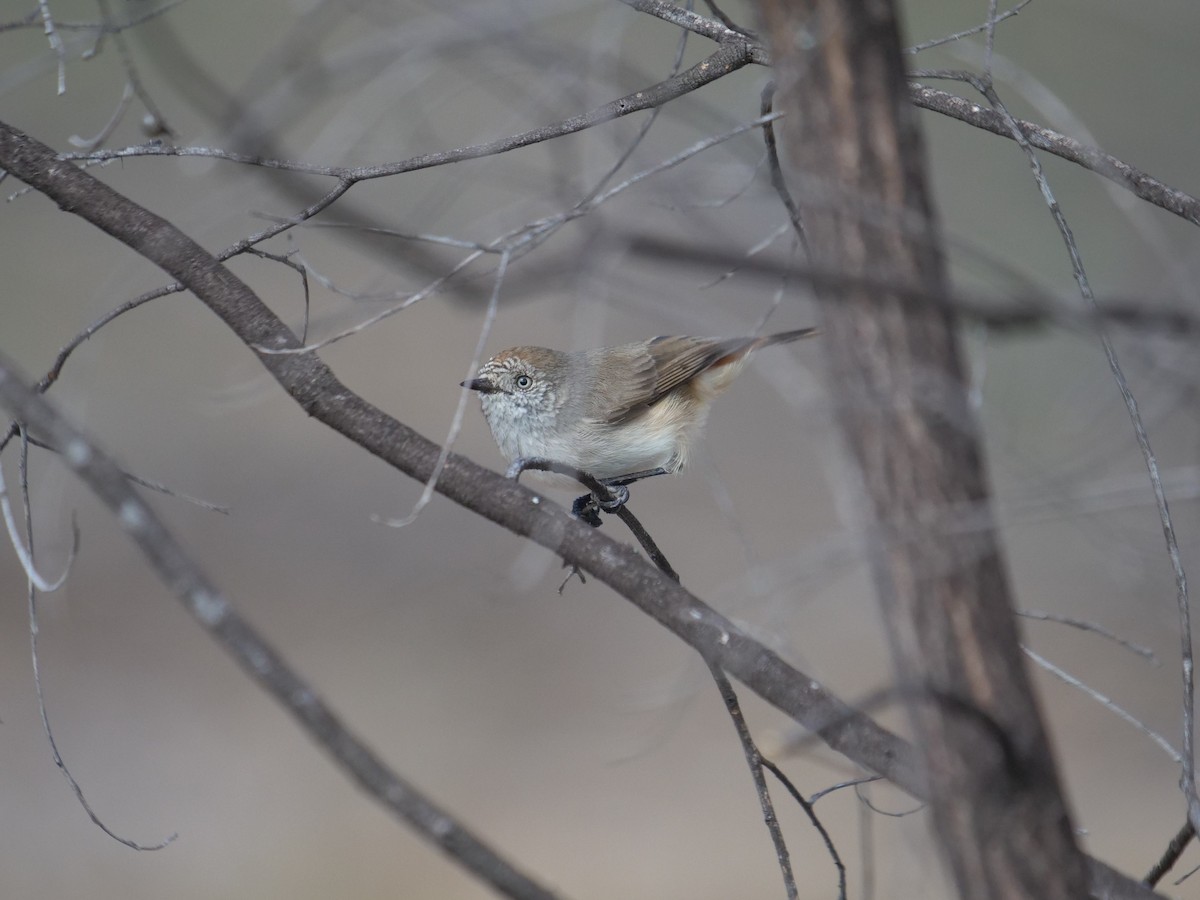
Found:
507,456 -> 641,523
595,482 -> 630,512
571,493 -> 604,528
558,562 -> 586,593
571,483 -> 629,527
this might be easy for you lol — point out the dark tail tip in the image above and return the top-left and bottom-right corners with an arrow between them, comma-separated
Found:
763,326 -> 819,346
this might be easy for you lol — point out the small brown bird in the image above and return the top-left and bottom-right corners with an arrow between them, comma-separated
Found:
464,328 -> 816,483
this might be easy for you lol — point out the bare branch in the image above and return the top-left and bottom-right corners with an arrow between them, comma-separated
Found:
16,432 -> 177,850
618,0 -> 767,61
1017,610 -> 1159,664
0,356 -> 563,900
1023,647 -> 1181,764
612,3 -> 1200,227
374,248 -> 508,528
629,235 -> 1200,335
1144,820 -> 1194,888
0,448 -> 72,592
909,84 -> 1200,226
940,67 -> 1198,847
37,0 -> 66,94
0,115 -> 1164,900
904,1 -> 1034,55
63,40 -> 757,183
709,662 -> 798,900
760,757 -> 847,900
512,455 -> 802,898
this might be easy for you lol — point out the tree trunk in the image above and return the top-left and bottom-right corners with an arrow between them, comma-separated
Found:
756,0 -> 1091,896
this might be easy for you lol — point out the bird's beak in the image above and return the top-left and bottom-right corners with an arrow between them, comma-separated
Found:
462,376 -> 500,394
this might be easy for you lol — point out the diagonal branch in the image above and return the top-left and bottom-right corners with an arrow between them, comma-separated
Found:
909,83 -> 1200,226
0,356 -> 562,900
0,117 -> 1162,900
620,2 -> 1200,228
61,40 -> 757,182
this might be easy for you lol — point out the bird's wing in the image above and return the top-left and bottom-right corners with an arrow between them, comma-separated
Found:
601,335 -> 753,424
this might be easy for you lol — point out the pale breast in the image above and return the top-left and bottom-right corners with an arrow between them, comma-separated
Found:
563,390 -> 705,480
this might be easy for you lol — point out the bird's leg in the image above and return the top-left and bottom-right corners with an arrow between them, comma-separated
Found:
506,455 -> 638,522
506,456 -> 557,481
574,467 -> 669,519
592,482 -> 630,512
601,466 -> 670,489
506,456 -> 610,525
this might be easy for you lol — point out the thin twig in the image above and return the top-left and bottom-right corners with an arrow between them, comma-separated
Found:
264,245 -> 485,353
904,0 -> 1033,55
0,286 -> 182,455
244,247 -> 312,343
960,68 -> 1197,843
1145,820 -> 1194,887
65,41 -> 756,183
374,248 -> 508,528
618,0 -> 765,59
19,432 -> 229,514
0,356 -> 562,900
854,781 -> 925,819
699,220 -> 791,289
760,81 -> 807,252
67,82 -> 134,151
1173,860 -> 1200,886
710,662 -> 799,900
700,0 -> 757,38
17,430 -> 177,850
808,775 -> 883,805
0,444 -> 72,591
574,2 -> 692,208
1017,610 -> 1159,664
908,84 -> 1200,226
122,471 -> 230,514
1,1 -> 184,35
982,0 -> 1000,75
95,0 -> 173,139
617,3 -> 1200,227
1022,646 -> 1181,764
261,110 -> 779,356
629,235 -> 1200,335
0,118 -> 1163,900
761,757 -> 847,900
610,505 -> 681,581
859,782 -> 876,900
38,0 -> 67,94
507,459 -> 799,896
0,9 -> 40,33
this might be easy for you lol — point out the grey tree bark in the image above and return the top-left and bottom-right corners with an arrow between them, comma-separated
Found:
757,0 -> 1092,896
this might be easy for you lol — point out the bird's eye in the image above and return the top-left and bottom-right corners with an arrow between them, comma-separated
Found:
514,374 -> 534,390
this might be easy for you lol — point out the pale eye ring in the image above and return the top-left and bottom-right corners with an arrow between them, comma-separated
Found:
514,374 -> 534,390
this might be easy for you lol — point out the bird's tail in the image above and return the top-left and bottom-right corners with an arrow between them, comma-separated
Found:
755,326 -> 819,349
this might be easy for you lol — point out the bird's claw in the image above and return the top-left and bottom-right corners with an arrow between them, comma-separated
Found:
596,483 -> 629,511
511,457 -> 631,525
570,483 -> 628,528
571,494 -> 603,527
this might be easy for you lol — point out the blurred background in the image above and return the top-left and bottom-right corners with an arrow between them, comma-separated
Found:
2,0 -> 1199,896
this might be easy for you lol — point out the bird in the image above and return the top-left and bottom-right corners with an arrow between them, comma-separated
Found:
463,328 -> 816,487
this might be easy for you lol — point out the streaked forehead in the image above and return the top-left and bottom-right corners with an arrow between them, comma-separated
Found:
479,349 -> 517,374
490,348 -> 525,365
484,347 -> 545,368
